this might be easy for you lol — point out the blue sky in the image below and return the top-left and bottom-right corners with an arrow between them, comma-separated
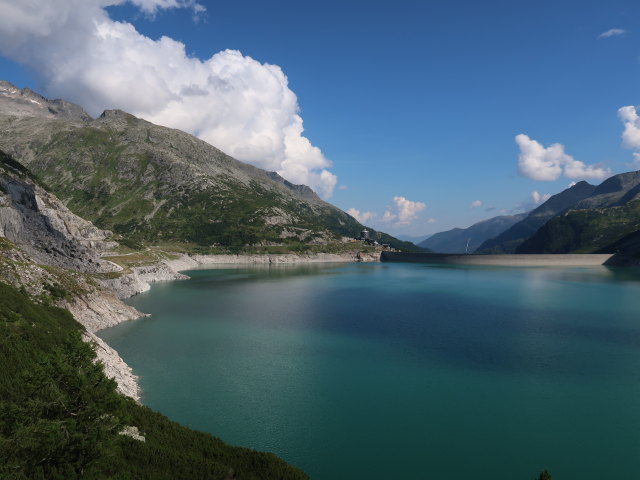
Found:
1,0 -> 640,237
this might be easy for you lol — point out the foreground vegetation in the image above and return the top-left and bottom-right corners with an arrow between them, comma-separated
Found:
0,282 -> 308,479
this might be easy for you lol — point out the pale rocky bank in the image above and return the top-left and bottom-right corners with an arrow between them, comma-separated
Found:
1,135 -> 385,402
92,249 -> 380,399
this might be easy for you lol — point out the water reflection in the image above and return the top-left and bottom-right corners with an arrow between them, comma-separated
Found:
101,262 -> 640,480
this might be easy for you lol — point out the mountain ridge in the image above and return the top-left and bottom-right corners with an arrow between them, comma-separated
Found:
0,80 -> 419,252
420,213 -> 527,253
476,181 -> 597,253
516,170 -> 640,255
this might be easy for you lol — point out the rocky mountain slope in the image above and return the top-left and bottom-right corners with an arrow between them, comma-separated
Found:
0,81 -> 416,252
0,149 -> 146,397
0,80 -> 91,120
572,170 -> 640,209
516,199 -> 640,255
0,150 -> 118,273
476,181 -> 597,253
516,171 -> 640,256
419,213 -> 527,253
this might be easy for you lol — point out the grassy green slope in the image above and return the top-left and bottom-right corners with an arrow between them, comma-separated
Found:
516,200 -> 640,254
0,112 -> 420,252
0,282 -> 308,480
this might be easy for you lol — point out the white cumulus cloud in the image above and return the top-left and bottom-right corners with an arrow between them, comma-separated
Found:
346,208 -> 376,225
382,196 -> 426,226
531,190 -> 551,205
0,0 -> 337,197
470,200 -> 482,208
617,106 -> 640,170
618,106 -> 640,149
515,134 -> 610,181
598,28 -> 626,38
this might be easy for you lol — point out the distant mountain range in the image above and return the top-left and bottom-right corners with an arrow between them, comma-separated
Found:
422,169 -> 640,262
0,80 -> 418,252
458,173 -> 640,260
517,171 -> 640,255
419,214 -> 527,253
475,181 -> 597,254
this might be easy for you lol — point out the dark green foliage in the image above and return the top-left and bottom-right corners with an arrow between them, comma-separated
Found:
517,200 -> 640,254
0,283 -> 119,479
477,180 -> 596,253
599,229 -> 640,258
0,236 -> 16,250
0,283 -> 309,479
101,400 -> 308,480
535,469 -> 552,480
43,282 -> 72,300
0,333 -> 123,480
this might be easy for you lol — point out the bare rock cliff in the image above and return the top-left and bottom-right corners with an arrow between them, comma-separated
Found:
0,152 -> 144,400
0,158 -> 119,274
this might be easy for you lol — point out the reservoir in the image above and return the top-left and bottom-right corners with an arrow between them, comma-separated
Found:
98,262 -> 640,479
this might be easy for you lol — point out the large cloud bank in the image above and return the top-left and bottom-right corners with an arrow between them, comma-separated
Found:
515,134 -> 610,181
0,0 -> 337,197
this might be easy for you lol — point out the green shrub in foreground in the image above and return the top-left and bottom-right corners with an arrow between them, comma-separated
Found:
0,283 -> 308,479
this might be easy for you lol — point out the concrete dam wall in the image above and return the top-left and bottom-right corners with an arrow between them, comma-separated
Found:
381,252 -> 615,267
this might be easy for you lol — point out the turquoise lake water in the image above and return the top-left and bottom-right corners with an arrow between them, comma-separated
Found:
98,262 -> 640,479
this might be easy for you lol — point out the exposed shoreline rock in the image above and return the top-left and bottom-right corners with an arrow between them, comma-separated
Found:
104,250 -> 381,301
83,331 -> 141,401
0,246 -> 145,401
88,250 -> 381,401
163,250 -> 380,272
98,263 -> 190,300
1,150 -> 383,402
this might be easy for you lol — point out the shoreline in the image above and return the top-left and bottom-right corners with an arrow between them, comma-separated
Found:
89,249 -> 638,400
92,250 -> 379,400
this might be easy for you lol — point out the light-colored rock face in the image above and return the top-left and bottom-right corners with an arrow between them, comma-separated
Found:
0,80 -> 92,121
166,251 -> 380,268
0,155 -> 144,399
98,263 -> 189,300
0,170 -> 119,274
64,290 -> 145,333
119,425 -> 145,442
65,289 -> 144,401
83,331 -> 140,401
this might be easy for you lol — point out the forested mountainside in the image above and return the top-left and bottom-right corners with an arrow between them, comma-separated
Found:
476,181 -> 596,254
476,170 -> 640,258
